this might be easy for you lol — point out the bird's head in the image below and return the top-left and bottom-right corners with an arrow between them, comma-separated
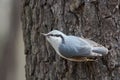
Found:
41,30 -> 66,48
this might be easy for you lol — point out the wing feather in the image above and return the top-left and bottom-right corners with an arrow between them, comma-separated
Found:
59,36 -> 92,58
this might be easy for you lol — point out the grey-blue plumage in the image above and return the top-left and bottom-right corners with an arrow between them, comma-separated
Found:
92,47 -> 108,55
41,30 -> 108,61
59,35 -> 108,58
59,36 -> 92,58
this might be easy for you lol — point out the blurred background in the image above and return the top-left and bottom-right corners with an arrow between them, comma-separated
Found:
0,0 -> 25,80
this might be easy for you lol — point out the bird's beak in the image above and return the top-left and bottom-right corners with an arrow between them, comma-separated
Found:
40,33 -> 47,36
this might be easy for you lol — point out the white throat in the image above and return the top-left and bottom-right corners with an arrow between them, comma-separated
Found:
46,36 -> 62,51
46,36 -> 68,59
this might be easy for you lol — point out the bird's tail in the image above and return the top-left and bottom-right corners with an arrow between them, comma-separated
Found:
92,47 -> 108,56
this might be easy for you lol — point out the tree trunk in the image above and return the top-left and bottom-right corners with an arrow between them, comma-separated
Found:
21,0 -> 120,80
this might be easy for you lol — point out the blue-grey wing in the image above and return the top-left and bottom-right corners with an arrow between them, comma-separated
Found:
84,39 -> 108,55
59,36 -> 92,58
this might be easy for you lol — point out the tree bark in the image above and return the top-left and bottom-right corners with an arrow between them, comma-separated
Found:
21,0 -> 120,80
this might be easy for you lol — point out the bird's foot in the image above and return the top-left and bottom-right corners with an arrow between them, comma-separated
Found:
79,57 -> 98,62
85,58 -> 98,62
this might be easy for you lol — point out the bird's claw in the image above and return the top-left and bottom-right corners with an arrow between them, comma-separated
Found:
79,57 -> 98,62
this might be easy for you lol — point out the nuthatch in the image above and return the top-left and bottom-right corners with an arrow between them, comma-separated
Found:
41,30 -> 108,62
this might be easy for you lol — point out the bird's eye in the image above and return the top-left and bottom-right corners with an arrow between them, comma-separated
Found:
48,34 -> 61,37
54,34 -> 61,37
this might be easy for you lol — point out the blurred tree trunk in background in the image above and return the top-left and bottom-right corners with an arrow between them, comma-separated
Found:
0,0 -> 20,80
22,0 -> 120,80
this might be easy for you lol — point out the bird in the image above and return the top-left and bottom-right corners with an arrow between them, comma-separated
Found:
41,30 -> 108,62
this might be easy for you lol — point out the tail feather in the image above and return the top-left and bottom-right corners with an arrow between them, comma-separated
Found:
92,47 -> 108,56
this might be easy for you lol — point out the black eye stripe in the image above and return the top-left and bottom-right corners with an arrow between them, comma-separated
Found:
48,34 -> 61,37
47,34 -> 65,43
